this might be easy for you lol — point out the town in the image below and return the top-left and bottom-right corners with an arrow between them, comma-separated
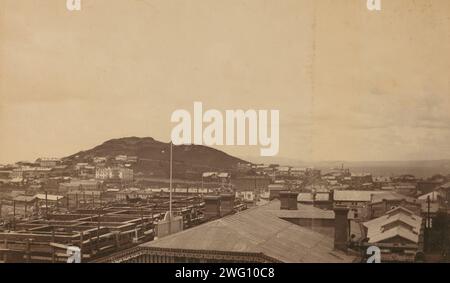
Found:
0,137 -> 448,263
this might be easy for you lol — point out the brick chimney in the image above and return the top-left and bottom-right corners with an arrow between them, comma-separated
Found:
279,191 -> 298,210
329,189 -> 334,202
203,195 -> 222,219
333,207 -> 349,252
220,193 -> 235,216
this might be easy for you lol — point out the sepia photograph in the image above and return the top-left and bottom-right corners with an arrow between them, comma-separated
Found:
0,0 -> 449,274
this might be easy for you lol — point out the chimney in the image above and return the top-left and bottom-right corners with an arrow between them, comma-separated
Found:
329,189 -> 334,202
203,195 -> 222,219
333,207 -> 349,252
280,191 -> 298,210
220,193 -> 235,216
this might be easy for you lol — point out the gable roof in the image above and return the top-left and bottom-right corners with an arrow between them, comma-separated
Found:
368,226 -> 419,244
363,206 -> 422,244
141,200 -> 355,263
418,191 -> 441,201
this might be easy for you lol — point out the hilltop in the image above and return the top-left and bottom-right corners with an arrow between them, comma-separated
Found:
64,137 -> 248,179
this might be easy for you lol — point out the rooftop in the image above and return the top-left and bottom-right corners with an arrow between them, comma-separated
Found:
363,206 -> 423,244
140,200 -> 356,263
334,190 -> 385,202
370,192 -> 418,204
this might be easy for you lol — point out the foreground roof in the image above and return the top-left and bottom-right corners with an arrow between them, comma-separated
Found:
141,200 -> 356,263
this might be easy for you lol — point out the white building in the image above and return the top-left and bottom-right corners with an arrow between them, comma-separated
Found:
115,155 -> 128,162
37,157 -> 61,168
96,167 -> 133,182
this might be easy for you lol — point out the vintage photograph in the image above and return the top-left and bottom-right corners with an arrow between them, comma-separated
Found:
0,0 -> 449,265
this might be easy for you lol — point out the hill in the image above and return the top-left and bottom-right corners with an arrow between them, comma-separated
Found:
65,137 -> 248,179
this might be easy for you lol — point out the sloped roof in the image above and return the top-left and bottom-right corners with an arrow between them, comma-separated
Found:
371,192 -> 418,204
365,213 -> 421,234
440,182 -> 450,189
418,191 -> 441,201
266,200 -> 339,220
141,200 -> 355,263
13,195 -> 37,202
368,226 -> 419,244
334,190 -> 385,202
363,206 -> 422,244
202,172 -> 217,178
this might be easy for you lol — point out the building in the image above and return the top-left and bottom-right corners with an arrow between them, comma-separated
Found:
97,199 -> 357,263
37,158 -> 61,168
333,190 -> 386,219
232,176 -> 271,192
0,206 -> 155,263
75,163 -> 89,170
297,191 -> 333,209
93,157 -> 107,164
362,206 -> 424,262
276,166 -> 291,177
115,155 -> 128,162
393,184 -> 417,196
95,167 -> 134,182
34,193 -> 64,204
127,156 -> 138,163
201,172 -> 230,183
350,173 -> 373,185
418,191 -> 441,216
235,162 -> 252,173
290,167 -> 307,178
368,192 -> 421,218
417,180 -> 443,195
12,195 -> 38,217
11,167 -> 52,179
268,184 -> 285,200
59,179 -> 103,193
235,191 -> 256,204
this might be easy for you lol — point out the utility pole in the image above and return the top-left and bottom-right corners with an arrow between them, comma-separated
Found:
45,191 -> 48,220
13,200 -> 16,229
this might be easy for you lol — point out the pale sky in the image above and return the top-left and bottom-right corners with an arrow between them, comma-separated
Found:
0,0 -> 449,164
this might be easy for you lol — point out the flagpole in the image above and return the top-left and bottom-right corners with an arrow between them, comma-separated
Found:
169,141 -> 173,220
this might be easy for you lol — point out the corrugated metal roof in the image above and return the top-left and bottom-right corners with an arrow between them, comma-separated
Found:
334,190 -> 385,202
141,200 -> 355,263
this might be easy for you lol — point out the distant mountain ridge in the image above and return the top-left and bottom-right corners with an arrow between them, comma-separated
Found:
65,137 -> 248,179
